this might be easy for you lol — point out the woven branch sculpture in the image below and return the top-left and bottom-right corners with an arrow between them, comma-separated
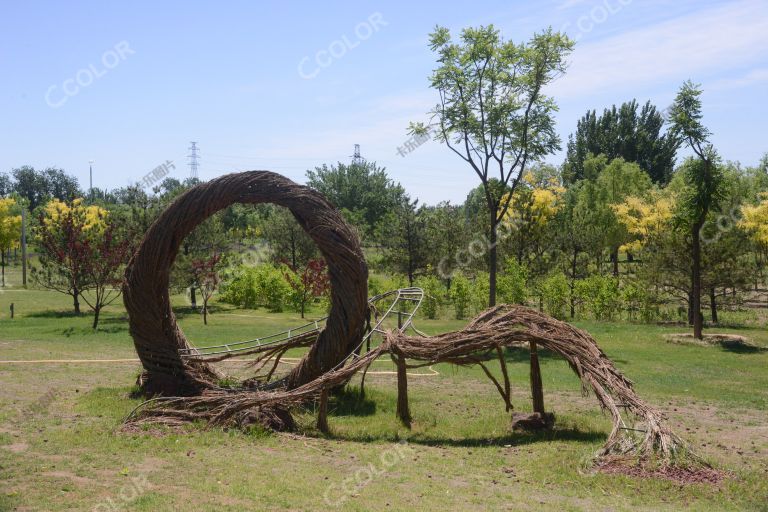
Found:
123,171 -> 368,395
123,171 -> 693,463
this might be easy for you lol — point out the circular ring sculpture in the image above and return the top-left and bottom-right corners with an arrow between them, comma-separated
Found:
122,171 -> 368,395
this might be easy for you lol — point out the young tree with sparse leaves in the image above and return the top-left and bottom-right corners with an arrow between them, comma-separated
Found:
411,25 -> 573,307
190,253 -> 223,325
283,258 -> 330,318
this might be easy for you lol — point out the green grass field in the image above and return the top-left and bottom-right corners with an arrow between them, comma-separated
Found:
1,264 -> 767,511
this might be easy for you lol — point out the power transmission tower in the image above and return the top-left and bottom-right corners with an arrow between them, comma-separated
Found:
188,142 -> 200,179
351,144 -> 364,165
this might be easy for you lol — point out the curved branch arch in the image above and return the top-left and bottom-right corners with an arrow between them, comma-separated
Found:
122,171 -> 368,395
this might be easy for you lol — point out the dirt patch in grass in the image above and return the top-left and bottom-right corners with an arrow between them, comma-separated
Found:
2,442 -> 29,453
594,458 -> 726,485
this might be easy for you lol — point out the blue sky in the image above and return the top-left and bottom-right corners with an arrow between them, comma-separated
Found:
1,0 -> 766,204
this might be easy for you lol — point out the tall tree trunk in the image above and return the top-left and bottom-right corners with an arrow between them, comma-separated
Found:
203,301 -> 208,325
687,290 -> 694,325
691,221 -> 704,339
710,287 -> 718,324
1,249 -> 5,287
611,247 -> 619,277
489,212 -> 498,307
190,286 -> 197,311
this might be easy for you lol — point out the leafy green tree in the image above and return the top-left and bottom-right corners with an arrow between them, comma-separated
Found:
421,201 -> 470,279
10,166 -> 81,210
564,100 -> 678,184
0,173 -> 12,197
305,161 -> 406,239
411,24 -> 573,306
171,212 -> 229,310
553,177 -> 608,316
669,81 -> 726,339
594,156 -> 653,275
377,197 -> 429,285
260,206 -> 318,269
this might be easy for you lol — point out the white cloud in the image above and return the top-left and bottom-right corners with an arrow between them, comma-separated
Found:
549,0 -> 768,98
707,68 -> 768,91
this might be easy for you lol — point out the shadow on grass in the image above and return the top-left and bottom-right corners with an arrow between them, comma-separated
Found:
300,387 -> 377,418
26,310 -> 83,319
60,324 -> 128,337
503,346 -> 628,366
718,340 -> 767,354
171,305 -> 228,319
323,425 -> 605,448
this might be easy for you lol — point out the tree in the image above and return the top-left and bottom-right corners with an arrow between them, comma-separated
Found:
190,253 -> 223,325
594,156 -> 653,275
669,81 -> 726,339
501,164 -> 564,272
172,213 -> 228,311
260,206 -> 318,269
11,166 -> 81,210
741,192 -> 768,286
421,201 -> 469,280
412,25 -> 573,307
283,258 -> 331,318
564,100 -> 678,184
377,198 -> 429,285
0,173 -> 11,197
78,221 -> 133,329
32,199 -> 124,322
305,161 -> 406,238
0,198 -> 22,287
553,180 -> 607,317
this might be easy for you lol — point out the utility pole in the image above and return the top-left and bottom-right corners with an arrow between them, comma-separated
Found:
351,144 -> 363,165
188,142 -> 200,179
89,160 -> 94,197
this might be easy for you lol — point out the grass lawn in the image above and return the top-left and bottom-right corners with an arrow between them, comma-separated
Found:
1,265 -> 767,511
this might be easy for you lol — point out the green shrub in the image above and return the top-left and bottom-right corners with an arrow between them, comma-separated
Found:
220,264 -> 290,312
220,265 -> 259,308
450,273 -> 472,319
540,273 -> 569,319
621,280 -> 661,323
415,275 -> 445,319
497,259 -> 529,305
368,274 -> 408,297
574,275 -> 621,320
255,265 -> 291,312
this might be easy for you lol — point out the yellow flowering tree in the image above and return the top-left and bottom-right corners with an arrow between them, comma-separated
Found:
501,169 -> 564,269
41,198 -> 108,234
0,198 -> 22,287
740,193 -> 768,248
611,191 -> 676,253
33,198 -> 131,327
